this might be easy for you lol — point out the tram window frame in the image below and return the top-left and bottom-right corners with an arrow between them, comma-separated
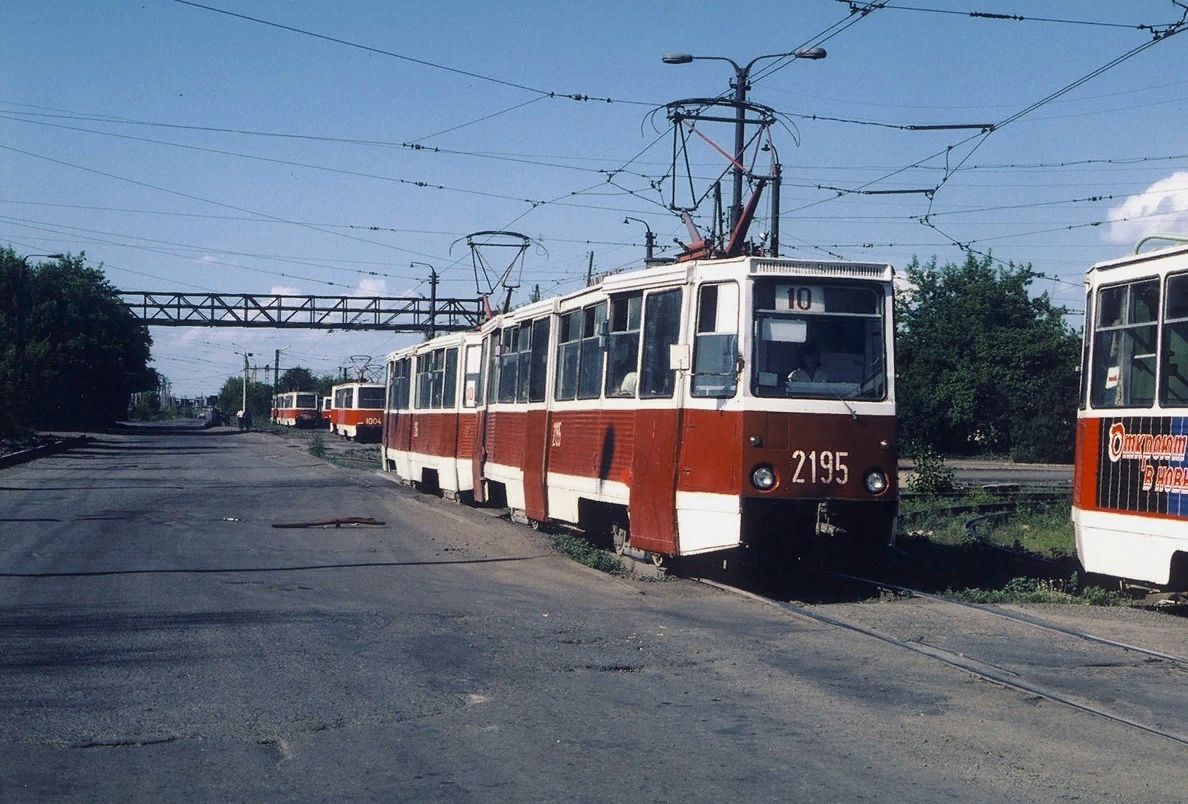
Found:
514,323 -> 532,403
463,343 -> 484,408
358,386 -> 386,409
750,280 -> 888,400
1078,289 -> 1093,411
498,327 -> 519,404
485,332 -> 500,405
335,387 -> 352,408
578,302 -> 608,400
529,317 -> 550,403
1161,271 -> 1188,406
415,353 -> 431,409
639,288 -> 683,399
554,310 -> 581,401
442,347 -> 459,409
606,292 -> 642,398
692,282 -> 739,398
1091,278 -> 1160,409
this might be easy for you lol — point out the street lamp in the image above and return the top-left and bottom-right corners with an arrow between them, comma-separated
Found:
623,217 -> 657,261
12,254 -> 65,427
663,47 -> 826,240
411,262 -> 438,338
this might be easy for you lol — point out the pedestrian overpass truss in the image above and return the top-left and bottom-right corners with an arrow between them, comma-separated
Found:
120,292 -> 485,332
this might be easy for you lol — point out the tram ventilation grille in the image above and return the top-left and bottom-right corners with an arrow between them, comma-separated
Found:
751,260 -> 890,279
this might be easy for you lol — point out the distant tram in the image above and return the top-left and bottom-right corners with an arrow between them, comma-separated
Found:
273,391 -> 322,428
329,382 -> 385,442
1073,237 -> 1188,586
382,254 -> 898,564
320,395 -> 333,429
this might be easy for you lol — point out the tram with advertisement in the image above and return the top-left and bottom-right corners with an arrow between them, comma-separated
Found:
1073,237 -> 1188,587
273,391 -> 322,428
329,382 -> 386,442
382,254 -> 898,563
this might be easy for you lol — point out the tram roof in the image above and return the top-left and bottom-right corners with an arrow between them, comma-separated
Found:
1088,240 -> 1188,280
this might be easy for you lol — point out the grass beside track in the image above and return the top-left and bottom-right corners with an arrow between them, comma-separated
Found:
899,490 -> 1128,605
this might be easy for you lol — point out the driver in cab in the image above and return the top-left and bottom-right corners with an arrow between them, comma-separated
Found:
787,342 -> 831,384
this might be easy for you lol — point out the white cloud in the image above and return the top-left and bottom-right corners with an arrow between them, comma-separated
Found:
355,277 -> 388,296
269,284 -> 302,296
1105,171 -> 1188,245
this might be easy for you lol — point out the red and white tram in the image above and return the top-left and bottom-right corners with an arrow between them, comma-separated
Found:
320,395 -> 333,429
1073,238 -> 1188,586
273,391 -> 322,428
329,382 -> 386,442
383,254 -> 898,562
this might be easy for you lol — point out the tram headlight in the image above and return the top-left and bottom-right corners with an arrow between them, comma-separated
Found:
751,465 -> 777,490
863,469 -> 889,495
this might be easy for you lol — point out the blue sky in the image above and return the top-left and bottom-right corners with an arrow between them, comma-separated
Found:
3,1 -> 1187,397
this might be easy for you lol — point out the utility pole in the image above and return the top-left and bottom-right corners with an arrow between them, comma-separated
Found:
623,218 -> 655,261
411,262 -> 439,338
429,267 -> 438,339
586,251 -> 594,285
273,349 -> 280,423
242,352 -> 252,413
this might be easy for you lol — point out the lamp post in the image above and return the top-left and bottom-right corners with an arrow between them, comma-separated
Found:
623,217 -> 656,261
662,47 -> 825,241
411,262 -> 438,338
12,253 -> 64,427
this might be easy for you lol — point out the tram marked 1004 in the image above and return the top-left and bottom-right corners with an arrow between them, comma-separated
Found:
381,254 -> 898,564
328,381 -> 386,442
1074,237 -> 1188,586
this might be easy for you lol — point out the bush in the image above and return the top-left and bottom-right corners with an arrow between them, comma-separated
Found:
908,447 -> 955,496
308,433 -> 326,458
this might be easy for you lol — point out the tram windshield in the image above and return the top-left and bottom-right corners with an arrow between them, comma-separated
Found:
751,280 -> 887,400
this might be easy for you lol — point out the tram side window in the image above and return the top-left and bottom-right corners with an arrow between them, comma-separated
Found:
1091,279 -> 1159,408
442,347 -> 458,408
1162,272 -> 1188,406
640,288 -> 683,399
486,333 -> 500,404
578,302 -> 608,399
359,386 -> 386,409
692,283 -> 739,398
1078,290 -> 1093,411
335,387 -> 352,408
498,327 -> 519,403
606,293 -> 642,397
555,310 -> 581,401
513,323 -> 530,403
529,317 -> 550,403
463,343 -> 483,408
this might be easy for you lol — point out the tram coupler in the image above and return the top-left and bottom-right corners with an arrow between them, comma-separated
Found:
815,502 -> 846,537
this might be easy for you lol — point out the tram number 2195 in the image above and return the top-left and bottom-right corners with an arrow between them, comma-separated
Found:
791,450 -> 849,485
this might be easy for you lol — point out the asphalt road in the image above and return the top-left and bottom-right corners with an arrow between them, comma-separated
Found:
1,423 -> 1184,802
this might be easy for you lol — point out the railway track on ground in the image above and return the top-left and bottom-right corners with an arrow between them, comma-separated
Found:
692,573 -> 1188,748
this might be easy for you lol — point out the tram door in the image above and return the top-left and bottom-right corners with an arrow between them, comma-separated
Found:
521,317 -> 552,521
626,288 -> 685,554
472,335 -> 493,503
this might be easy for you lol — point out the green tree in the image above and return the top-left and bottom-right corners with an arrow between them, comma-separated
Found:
1,248 -> 153,434
315,374 -> 335,398
277,366 -> 317,392
896,252 -> 1081,462
217,377 -> 273,421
